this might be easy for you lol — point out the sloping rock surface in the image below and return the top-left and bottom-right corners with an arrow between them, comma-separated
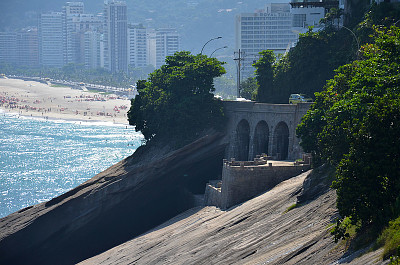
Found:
0,132 -> 227,265
79,170 -> 388,265
79,171 -> 342,265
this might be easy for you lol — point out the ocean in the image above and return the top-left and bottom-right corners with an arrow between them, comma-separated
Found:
0,110 -> 143,218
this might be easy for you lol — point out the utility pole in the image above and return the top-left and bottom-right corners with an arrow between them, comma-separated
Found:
234,49 -> 245,98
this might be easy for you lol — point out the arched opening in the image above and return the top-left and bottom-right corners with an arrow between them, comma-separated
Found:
236,119 -> 250,161
274,121 -> 289,160
253,120 -> 269,157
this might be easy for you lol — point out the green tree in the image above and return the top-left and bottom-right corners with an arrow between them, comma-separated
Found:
253,50 -> 275,102
128,51 -> 226,144
239,77 -> 258,100
254,25 -> 356,104
297,26 -> 400,237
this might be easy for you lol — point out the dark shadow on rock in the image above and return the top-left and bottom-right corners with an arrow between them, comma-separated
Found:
296,164 -> 336,205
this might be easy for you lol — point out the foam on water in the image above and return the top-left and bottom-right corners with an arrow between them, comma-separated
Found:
0,112 -> 143,218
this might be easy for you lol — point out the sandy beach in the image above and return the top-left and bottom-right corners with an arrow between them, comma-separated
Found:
0,78 -> 131,125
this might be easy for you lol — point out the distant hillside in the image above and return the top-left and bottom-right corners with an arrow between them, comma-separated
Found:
0,0 -> 288,52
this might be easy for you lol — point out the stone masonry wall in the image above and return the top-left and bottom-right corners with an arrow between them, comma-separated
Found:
219,162 -> 310,209
204,180 -> 222,207
222,101 -> 311,161
205,155 -> 311,210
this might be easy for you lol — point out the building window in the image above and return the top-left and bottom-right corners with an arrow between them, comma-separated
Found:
293,14 -> 306,27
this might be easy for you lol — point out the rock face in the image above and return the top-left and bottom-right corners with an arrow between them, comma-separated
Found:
78,169 -> 388,265
0,131 -> 227,265
78,171 -> 342,265
0,129 -> 388,264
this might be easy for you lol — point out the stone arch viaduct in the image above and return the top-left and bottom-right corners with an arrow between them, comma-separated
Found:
223,101 -> 312,161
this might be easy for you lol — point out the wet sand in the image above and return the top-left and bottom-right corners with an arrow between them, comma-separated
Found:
0,78 -> 131,125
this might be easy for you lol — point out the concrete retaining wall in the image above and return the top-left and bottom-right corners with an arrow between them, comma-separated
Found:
204,158 -> 311,209
220,163 -> 309,209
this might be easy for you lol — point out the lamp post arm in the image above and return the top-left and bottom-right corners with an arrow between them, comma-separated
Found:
340,25 -> 360,58
200,36 -> 222,54
210,46 -> 228,57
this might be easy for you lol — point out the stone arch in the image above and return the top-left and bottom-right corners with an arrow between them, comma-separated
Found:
253,120 -> 269,157
273,121 -> 289,160
235,119 -> 250,161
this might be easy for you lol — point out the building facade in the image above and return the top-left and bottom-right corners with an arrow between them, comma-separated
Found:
0,32 -> 17,66
38,12 -> 64,68
103,0 -> 128,73
62,2 -> 84,65
290,0 -> 337,34
84,30 -> 102,69
0,28 -> 39,68
128,24 -> 148,68
235,3 -> 297,77
155,28 -> 179,69
17,28 -> 39,67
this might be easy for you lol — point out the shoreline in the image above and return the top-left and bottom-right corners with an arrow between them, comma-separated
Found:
0,108 -> 131,127
0,78 -> 131,125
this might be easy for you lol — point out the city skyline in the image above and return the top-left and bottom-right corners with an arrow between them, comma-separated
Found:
0,0 -> 181,73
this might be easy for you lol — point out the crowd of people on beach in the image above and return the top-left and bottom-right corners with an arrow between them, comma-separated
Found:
0,91 -> 129,121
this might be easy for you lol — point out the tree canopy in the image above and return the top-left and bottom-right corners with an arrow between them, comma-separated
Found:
253,26 -> 356,104
127,51 -> 226,144
253,50 -> 275,102
239,76 -> 258,100
296,25 -> 400,237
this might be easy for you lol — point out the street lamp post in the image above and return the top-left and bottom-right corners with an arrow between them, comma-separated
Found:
234,49 -> 245,98
340,25 -> 360,59
200,36 -> 222,54
210,46 -> 228,57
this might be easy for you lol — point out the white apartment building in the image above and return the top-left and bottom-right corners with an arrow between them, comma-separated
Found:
103,0 -> 128,73
128,24 -> 148,68
0,28 -> 39,67
62,2 -> 103,66
235,3 -> 297,77
0,32 -> 17,65
84,30 -> 102,69
38,12 -> 64,67
155,28 -> 180,69
62,2 -> 84,65
290,1 -> 333,34
17,28 -> 39,67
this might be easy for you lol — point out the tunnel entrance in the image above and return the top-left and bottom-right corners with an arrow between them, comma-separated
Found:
236,119 -> 250,161
274,121 -> 289,160
253,120 -> 269,158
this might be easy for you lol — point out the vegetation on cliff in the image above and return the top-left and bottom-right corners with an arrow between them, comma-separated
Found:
251,3 -> 400,104
127,51 -> 226,144
251,24 -> 356,103
296,13 -> 400,263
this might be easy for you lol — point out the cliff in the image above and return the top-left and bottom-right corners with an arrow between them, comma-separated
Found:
0,130 -> 388,264
79,170 -> 387,265
0,131 -> 228,265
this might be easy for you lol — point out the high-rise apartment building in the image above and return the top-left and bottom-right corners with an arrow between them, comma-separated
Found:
38,12 -> 64,67
290,2 -> 326,34
155,28 -> 179,69
17,28 -> 39,67
128,23 -> 148,68
0,28 -> 39,67
103,0 -> 128,73
0,32 -> 17,65
62,2 -> 85,65
235,3 -> 297,77
84,30 -> 102,69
